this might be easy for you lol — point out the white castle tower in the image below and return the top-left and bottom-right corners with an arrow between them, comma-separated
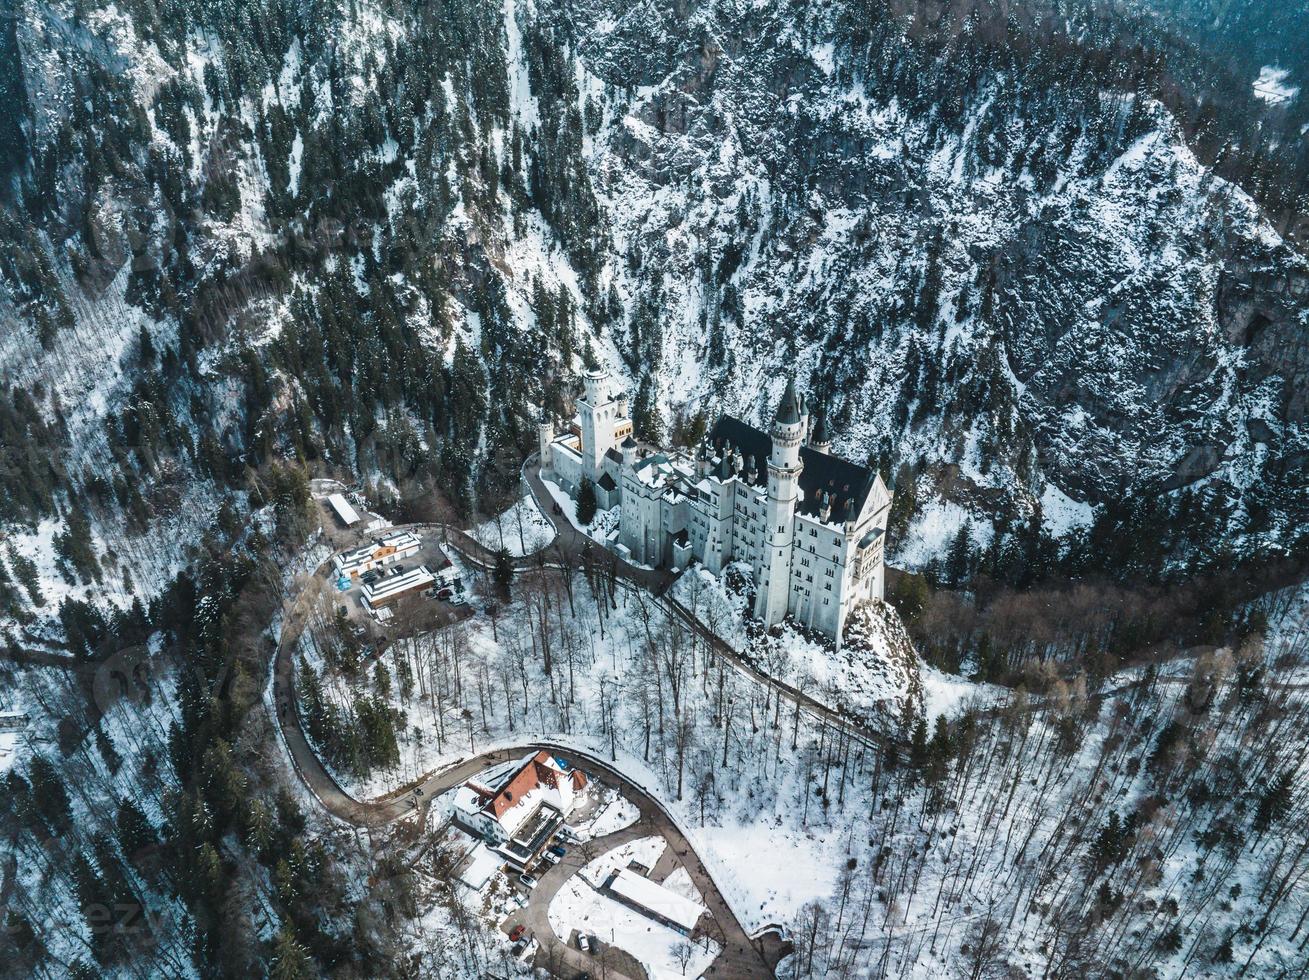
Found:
755,377 -> 805,627
538,409 -> 555,474
578,368 -> 614,480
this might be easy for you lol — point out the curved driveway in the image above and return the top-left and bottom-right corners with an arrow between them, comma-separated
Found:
270,510 -> 782,974
270,457 -> 903,974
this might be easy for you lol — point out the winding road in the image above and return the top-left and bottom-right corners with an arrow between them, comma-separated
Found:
271,471 -> 785,976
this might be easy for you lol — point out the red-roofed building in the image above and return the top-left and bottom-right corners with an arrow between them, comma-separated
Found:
452,751 -> 587,869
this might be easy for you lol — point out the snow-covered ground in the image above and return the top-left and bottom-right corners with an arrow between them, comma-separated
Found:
919,663 -> 1007,722
541,477 -> 621,545
893,497 -> 978,570
1253,65 -> 1300,105
670,564 -> 935,729
548,877 -> 717,978
470,492 -> 556,556
577,835 -> 665,888
660,866 -> 705,905
288,564 -> 897,931
573,784 -> 641,841
0,729 -> 21,773
548,835 -> 719,980
282,543 -> 1309,977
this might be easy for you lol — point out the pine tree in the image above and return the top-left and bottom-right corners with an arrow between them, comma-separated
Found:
945,521 -> 971,587
116,798 -> 159,859
1088,811 -> 1129,871
493,548 -> 513,599
55,506 -> 101,583
909,715 -> 929,771
243,799 -> 275,860
373,660 -> 392,699
270,926 -> 313,980
138,325 -> 156,366
6,545 -> 44,606
26,755 -> 72,832
1254,770 -> 1293,832
926,715 -> 952,784
576,476 -> 598,526
95,727 -> 121,775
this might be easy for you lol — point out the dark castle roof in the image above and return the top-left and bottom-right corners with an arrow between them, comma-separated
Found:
809,408 -> 829,445
708,415 -> 878,522
775,376 -> 802,425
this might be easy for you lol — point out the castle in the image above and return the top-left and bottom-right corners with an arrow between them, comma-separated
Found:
539,369 -> 892,645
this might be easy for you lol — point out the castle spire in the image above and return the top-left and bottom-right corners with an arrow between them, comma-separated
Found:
775,375 -> 802,426
809,403 -> 833,453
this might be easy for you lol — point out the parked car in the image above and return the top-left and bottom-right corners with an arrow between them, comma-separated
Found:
437,587 -> 453,599
508,924 -> 526,943
540,850 -> 560,865
577,934 -> 591,953
361,571 -> 379,584
517,873 -> 536,890
547,844 -> 566,858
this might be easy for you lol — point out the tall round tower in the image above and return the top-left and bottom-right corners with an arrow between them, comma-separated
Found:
538,411 -> 555,473
755,377 -> 805,627
579,368 -> 611,480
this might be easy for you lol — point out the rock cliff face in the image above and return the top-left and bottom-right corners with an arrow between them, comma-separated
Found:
559,0 -> 1308,565
1,0 -> 1306,608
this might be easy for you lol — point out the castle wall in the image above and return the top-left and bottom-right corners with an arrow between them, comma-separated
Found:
557,401 -> 890,645
787,512 -> 851,638
549,441 -> 584,496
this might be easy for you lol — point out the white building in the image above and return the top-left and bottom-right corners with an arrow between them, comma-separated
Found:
331,529 -> 421,580
538,368 -> 633,511
608,868 -> 706,934
360,565 -> 435,609
542,372 -> 892,646
451,751 -> 588,869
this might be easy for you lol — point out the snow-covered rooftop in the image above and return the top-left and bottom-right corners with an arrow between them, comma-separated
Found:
608,868 -> 707,932
326,493 -> 361,526
360,566 -> 434,603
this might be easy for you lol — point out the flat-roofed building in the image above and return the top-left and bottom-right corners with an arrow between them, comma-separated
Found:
326,493 -> 361,526
607,868 -> 707,934
360,565 -> 435,609
332,529 -> 421,579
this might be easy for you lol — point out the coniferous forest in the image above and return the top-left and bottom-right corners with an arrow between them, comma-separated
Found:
1,1 -> 1307,977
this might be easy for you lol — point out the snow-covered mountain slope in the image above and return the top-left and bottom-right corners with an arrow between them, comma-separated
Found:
1,0 -> 1306,634
560,0 -> 1308,564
